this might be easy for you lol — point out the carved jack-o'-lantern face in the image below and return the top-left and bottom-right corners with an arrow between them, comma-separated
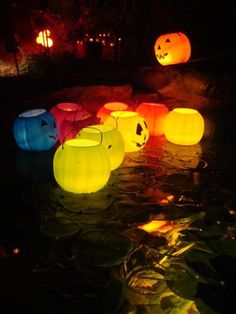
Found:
104,111 -> 149,152
154,32 -> 191,66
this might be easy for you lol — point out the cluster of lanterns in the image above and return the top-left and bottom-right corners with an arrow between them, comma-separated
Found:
13,101 -> 204,194
13,31 -> 204,194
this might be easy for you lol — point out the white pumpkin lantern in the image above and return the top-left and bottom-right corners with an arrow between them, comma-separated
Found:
104,111 -> 149,152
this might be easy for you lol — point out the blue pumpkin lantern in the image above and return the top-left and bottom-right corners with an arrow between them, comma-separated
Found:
13,109 -> 58,151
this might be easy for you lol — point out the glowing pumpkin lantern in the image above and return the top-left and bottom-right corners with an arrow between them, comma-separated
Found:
36,29 -> 53,48
51,102 -> 83,128
154,32 -> 191,66
77,124 -> 125,170
13,109 -> 58,151
97,102 -> 131,124
53,138 -> 111,193
164,108 -> 204,145
58,110 -> 99,144
135,103 -> 169,136
104,111 -> 149,152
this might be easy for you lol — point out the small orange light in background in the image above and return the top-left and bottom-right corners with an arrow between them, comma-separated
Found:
12,247 -> 20,254
36,29 -> 53,48
160,199 -> 169,204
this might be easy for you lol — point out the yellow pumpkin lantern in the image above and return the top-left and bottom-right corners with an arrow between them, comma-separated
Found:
97,102 -> 131,124
104,111 -> 149,152
154,32 -> 191,66
164,108 -> 204,145
135,103 -> 169,136
53,138 -> 111,193
77,124 -> 125,170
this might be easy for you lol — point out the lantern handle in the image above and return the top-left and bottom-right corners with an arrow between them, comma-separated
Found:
79,126 -> 103,145
107,112 -> 119,129
62,111 -> 90,149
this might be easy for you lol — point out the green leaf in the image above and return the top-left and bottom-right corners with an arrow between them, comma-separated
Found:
51,187 -> 114,213
40,217 -> 80,239
72,229 -> 134,267
185,260 -> 219,282
165,265 -> 198,300
195,299 -> 219,314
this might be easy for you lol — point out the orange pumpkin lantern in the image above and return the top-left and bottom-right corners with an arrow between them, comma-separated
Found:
154,32 -> 191,66
135,103 -> 169,136
97,102 -> 131,124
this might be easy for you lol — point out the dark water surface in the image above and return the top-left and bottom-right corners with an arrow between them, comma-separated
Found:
0,108 -> 236,314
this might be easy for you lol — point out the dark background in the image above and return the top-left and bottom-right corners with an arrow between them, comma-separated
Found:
0,0 -> 235,65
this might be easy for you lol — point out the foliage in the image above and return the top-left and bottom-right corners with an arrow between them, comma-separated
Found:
1,127 -> 236,313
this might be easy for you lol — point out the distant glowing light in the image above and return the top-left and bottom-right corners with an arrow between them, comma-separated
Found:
12,247 -> 20,254
36,29 -> 53,48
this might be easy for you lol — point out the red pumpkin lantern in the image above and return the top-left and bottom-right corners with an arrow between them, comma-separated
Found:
97,102 -> 131,124
154,32 -> 191,66
59,111 -> 99,144
51,102 -> 83,129
135,103 -> 169,136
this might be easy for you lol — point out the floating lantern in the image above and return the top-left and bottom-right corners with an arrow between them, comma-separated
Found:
53,138 -> 111,193
58,110 -> 99,144
97,102 -> 131,124
51,102 -> 83,129
77,124 -> 125,170
36,29 -> 53,48
13,109 -> 58,151
154,32 -> 191,66
135,103 -> 169,136
164,108 -> 204,145
104,111 -> 149,152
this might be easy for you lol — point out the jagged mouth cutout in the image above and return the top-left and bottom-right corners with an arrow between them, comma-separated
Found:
156,52 -> 168,59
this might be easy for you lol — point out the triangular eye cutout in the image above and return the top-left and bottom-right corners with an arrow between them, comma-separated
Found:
165,38 -> 171,43
136,123 -> 143,135
41,119 -> 48,127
